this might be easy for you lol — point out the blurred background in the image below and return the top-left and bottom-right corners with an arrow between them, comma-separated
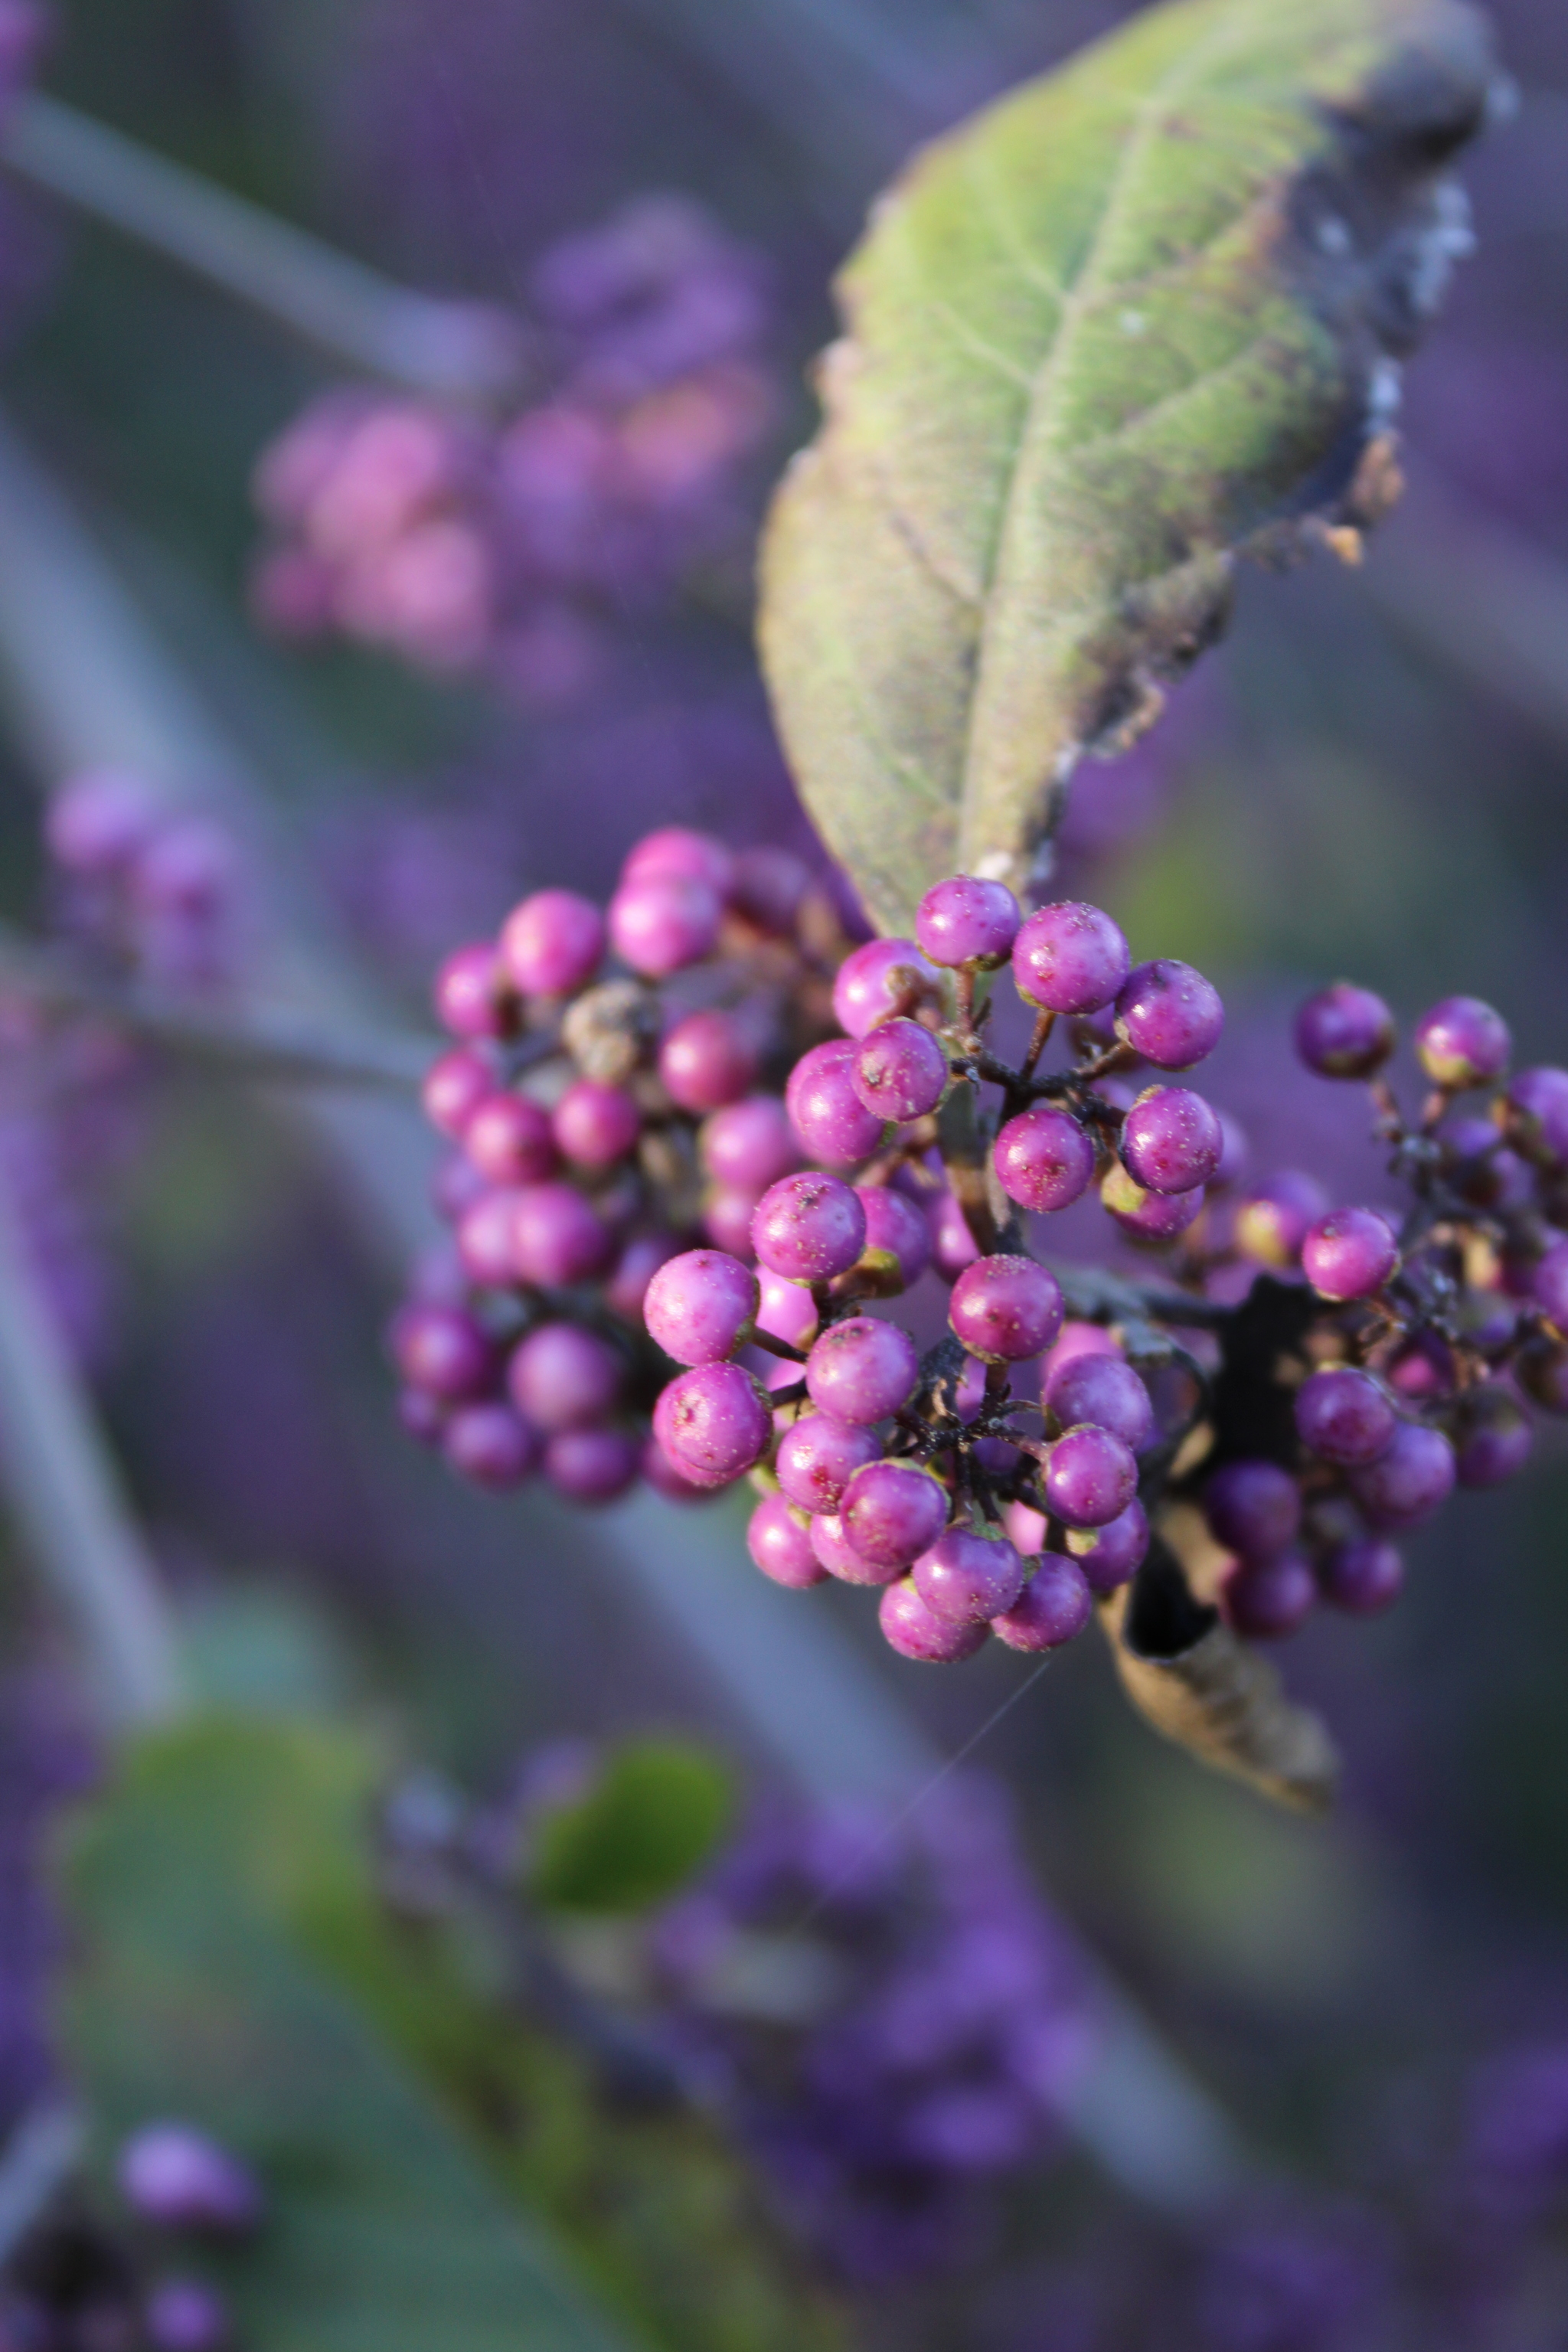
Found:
1,2 -> 1567,2347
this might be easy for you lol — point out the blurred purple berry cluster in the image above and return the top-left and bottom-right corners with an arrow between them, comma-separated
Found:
250,196 -> 775,704
45,770 -> 245,997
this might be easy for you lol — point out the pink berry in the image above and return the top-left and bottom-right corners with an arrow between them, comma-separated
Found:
552,1078 -> 642,1169
609,872 -> 721,978
622,826 -> 734,898
1011,903 -> 1129,1015
1120,1087 -> 1224,1195
654,1362 -> 770,1488
746,1494 -> 828,1588
1067,1500 -> 1150,1593
1220,1554 -> 1316,1640
1233,1171 -> 1329,1269
854,1185 -> 933,1291
443,1403 -> 541,1489
700,1097 -> 797,1192
990,1554 -> 1093,1651
1044,1426 -> 1138,1528
805,1315 -> 920,1425
993,1106 -> 1096,1215
641,1432 -> 720,1504
644,1249 -> 758,1365
1319,1539 -> 1404,1616
704,1187 -> 763,1259
915,875 -> 1020,971
659,1009 -> 759,1113
1115,960 -> 1224,1070
841,1459 -> 949,1568
786,1040 -> 886,1168
1302,1207 -> 1399,1302
1044,1355 -> 1153,1452
1205,1459 -> 1301,1560
929,1191 -> 981,1279
913,1527 -> 1026,1624
831,938 -> 939,1038
1295,983 -> 1396,1080
751,1173 -> 867,1285
851,1018 -> 949,1123
434,941 -> 510,1040
756,1270 -> 820,1354
499,888 -> 605,998
423,1047 -> 492,1139
390,1302 -> 495,1401
775,1413 -> 883,1514
46,768 -> 159,877
1099,1164 -> 1205,1243
508,1322 -> 622,1430
729,846 -> 810,936
1347,1419 -> 1455,1528
1293,1367 -> 1396,1467
1501,1067 -> 1568,1168
949,1254 -> 1063,1364
809,1508 -> 900,1586
879,1578 -> 988,1662
511,1183 -> 612,1285
1414,995 -> 1511,1089
547,1427 -> 639,1504
466,1092 -> 560,1184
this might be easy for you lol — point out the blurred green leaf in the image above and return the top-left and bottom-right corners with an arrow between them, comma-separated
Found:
758,0 -> 1494,933
531,1741 -> 734,1916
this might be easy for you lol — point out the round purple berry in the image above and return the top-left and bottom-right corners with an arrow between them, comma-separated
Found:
1044,1426 -> 1138,1528
929,1190 -> 982,1279
809,1508 -> 900,1584
433,1151 -> 489,1232
704,1187 -> 763,1259
622,825 -> 734,898
1293,1367 -> 1396,1467
144,2278 -> 231,2352
879,1578 -> 989,1662
755,1269 -> 820,1353
1011,902 -> 1129,1015
423,1047 -> 492,1140
1120,1087 -> 1224,1196
641,1433 -> 718,1504
644,1249 -> 758,1366
547,1428 -> 639,1504
1533,1238 -> 1568,1335
659,1009 -> 759,1114
1348,1420 -> 1456,1529
805,1315 -> 920,1426
841,1459 -> 950,1569
993,1106 -> 1096,1215
1414,995 -> 1511,1089
1099,1164 -> 1205,1243
916,874 -> 1020,971
1205,1459 -> 1301,1560
434,941 -> 509,1040
609,872 -> 721,978
1233,1170 -> 1330,1269
1066,1499 -> 1150,1594
701,1097 -> 796,1191
119,2125 -> 260,2234
443,1403 -> 541,1489
508,1321 -> 622,1430
654,1363 -> 770,1488
776,1413 -> 883,1514
786,1039 -> 887,1167
1044,1354 -> 1153,1452
1294,983 -> 1396,1080
500,888 -> 604,998
1451,1386 -> 1534,1488
751,1173 -> 867,1285
1115,960 -> 1225,1070
1220,1554 -> 1316,1640
1319,1539 -> 1404,1616
990,1553 -> 1093,1651
455,1188 -> 524,1288
913,1527 -> 1026,1624
552,1079 -> 641,1170
511,1184 -> 612,1286
1302,1207 -> 1399,1302
746,1495 -> 827,1588
832,938 -> 939,1039
949,1254 -> 1063,1364
1501,1066 -> 1568,1168
46,768 -> 158,876
390,1302 -> 494,1402
466,1091 -> 560,1184
729,845 -> 809,935
854,1184 -> 933,1291
851,1018 -> 949,1123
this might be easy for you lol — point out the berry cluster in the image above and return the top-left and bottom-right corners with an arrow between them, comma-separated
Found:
250,197 -> 774,704
45,769 -> 244,995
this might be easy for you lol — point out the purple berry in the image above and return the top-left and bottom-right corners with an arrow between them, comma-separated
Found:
456,1188 -> 524,1287
1294,983 -> 1396,1079
390,1302 -> 495,1401
751,1173 -> 867,1284
443,1403 -> 541,1489
929,1190 -> 982,1279
622,825 -> 734,898
949,1254 -> 1063,1364
553,1079 -> 641,1170
854,1184 -> 934,1291
701,1097 -> 796,1192
851,1018 -> 949,1122
916,875 -> 1020,971
500,888 -> 604,998
913,1527 -> 1026,1624
1233,1170 -> 1329,1269
831,938 -> 939,1038
786,1039 -> 886,1167
730,845 -> 810,935
547,1427 -> 639,1504
609,872 -> 721,978
659,1009 -> 759,1113
466,1092 -> 560,1184
1205,1459 -> 1301,1559
398,1387 -> 446,1446
46,767 -> 158,876
809,1508 -> 897,1583
805,1316 -> 920,1425
841,1459 -> 950,1568
1212,1112 -> 1250,1190
755,1269 -> 820,1352
1414,995 -> 1511,1089
645,1248 -> 758,1365
1293,1367 -> 1396,1467
508,1322 -> 622,1430
144,2279 -> 230,2352
1519,1336 -> 1568,1415
641,1433 -> 718,1504
746,1494 -> 828,1587
879,1578 -> 989,1661
1044,1426 -> 1138,1528
1011,902 -> 1129,1016
990,1553 -> 1093,1651
704,1187 -> 763,1259
119,2125 -> 261,2234
1319,1539 -> 1404,1616
433,1155 -> 488,1236
1438,1116 -> 1530,1211
1115,960 -> 1224,1070
654,1362 -> 770,1487
1348,1420 -> 1456,1528
1451,1385 -> 1534,1488
1220,1554 -> 1316,1639
775,1413 -> 882,1514
1099,1164 -> 1205,1243
423,1047 -> 492,1140
1533,1238 -> 1568,1334
434,941 -> 510,1040
1067,1499 -> 1150,1594
993,1107 -> 1096,1215
1302,1207 -> 1399,1302
511,1183 -> 612,1285
1044,1354 -> 1153,1452
1501,1067 -> 1568,1168
1120,1087 -> 1223,1195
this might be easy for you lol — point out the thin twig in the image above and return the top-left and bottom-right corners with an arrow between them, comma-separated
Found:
2,93 -> 530,400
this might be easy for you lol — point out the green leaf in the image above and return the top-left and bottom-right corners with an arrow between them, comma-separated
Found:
530,1741 -> 734,1916
758,0 -> 1495,934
